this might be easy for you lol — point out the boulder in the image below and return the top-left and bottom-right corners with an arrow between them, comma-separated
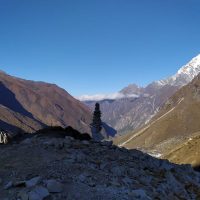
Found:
28,186 -> 49,200
4,181 -> 13,190
131,189 -> 152,200
26,176 -> 42,188
46,179 -> 63,193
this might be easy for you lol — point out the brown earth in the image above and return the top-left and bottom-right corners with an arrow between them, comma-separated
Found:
164,132 -> 200,168
115,74 -> 200,167
0,71 -> 92,133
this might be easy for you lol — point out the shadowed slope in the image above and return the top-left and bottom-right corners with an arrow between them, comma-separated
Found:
0,82 -> 33,118
0,105 -> 43,133
0,72 -> 92,133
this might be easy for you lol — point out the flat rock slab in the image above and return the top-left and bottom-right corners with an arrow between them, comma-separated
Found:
46,179 -> 63,193
28,186 -> 49,200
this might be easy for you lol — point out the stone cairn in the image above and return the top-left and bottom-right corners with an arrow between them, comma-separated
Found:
0,131 -> 9,144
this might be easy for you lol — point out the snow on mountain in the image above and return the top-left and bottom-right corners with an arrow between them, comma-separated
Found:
177,54 -> 200,76
80,54 -> 200,135
79,54 -> 200,102
156,54 -> 200,86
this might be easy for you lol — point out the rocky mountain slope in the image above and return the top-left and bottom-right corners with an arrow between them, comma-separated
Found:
164,131 -> 200,169
116,71 -> 200,167
0,134 -> 200,199
85,85 -> 178,135
83,54 -> 200,135
0,71 -> 92,133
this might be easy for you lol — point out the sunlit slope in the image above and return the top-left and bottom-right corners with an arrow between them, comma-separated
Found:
116,74 -> 200,158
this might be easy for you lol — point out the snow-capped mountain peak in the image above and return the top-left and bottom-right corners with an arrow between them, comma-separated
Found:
177,54 -> 200,76
78,54 -> 200,101
156,54 -> 200,87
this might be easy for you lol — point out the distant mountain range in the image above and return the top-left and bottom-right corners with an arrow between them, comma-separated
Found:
81,54 -> 200,135
115,67 -> 200,168
0,71 -> 92,134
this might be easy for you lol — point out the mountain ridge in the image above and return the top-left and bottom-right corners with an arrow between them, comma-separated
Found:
79,54 -> 200,101
115,72 -> 200,167
82,54 -> 200,135
0,71 -> 92,134
155,54 -> 200,86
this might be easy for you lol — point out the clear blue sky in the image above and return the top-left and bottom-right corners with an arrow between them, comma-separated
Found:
0,0 -> 200,96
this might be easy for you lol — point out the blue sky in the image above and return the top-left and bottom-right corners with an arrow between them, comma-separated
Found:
0,0 -> 200,96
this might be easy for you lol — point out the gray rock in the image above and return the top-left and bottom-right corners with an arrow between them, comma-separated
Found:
26,176 -> 42,188
101,140 -> 113,147
110,179 -> 121,187
63,157 -> 75,164
43,140 -> 54,147
63,153 -> 77,164
28,186 -> 49,200
54,141 -> 64,149
128,167 -> 141,178
63,139 -> 72,147
78,174 -> 87,183
18,191 -> 29,200
122,177 -> 133,186
165,171 -> 189,199
46,179 -> 63,193
75,152 -> 86,163
131,189 -> 152,200
65,136 -> 74,141
100,163 -> 108,170
4,181 -> 13,190
82,140 -> 90,145
21,138 -> 32,145
160,160 -> 173,171
110,166 -> 126,176
88,180 -> 96,187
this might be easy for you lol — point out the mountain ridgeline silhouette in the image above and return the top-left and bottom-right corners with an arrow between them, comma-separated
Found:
83,54 -> 200,135
0,71 -> 92,134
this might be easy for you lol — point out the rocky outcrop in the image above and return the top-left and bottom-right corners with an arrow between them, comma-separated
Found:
0,134 -> 200,199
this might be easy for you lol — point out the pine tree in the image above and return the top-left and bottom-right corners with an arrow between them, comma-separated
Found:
92,103 -> 102,133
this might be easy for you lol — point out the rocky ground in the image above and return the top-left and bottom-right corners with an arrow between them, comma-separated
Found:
0,134 -> 200,200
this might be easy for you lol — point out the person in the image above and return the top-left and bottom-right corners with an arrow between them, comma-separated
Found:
0,131 -> 4,143
3,133 -> 8,144
0,131 -> 9,144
